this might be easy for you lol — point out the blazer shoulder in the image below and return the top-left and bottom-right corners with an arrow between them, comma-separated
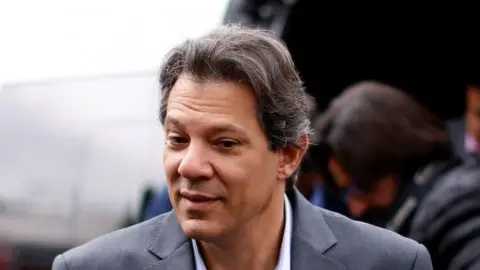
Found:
56,213 -> 170,270
319,208 -> 431,269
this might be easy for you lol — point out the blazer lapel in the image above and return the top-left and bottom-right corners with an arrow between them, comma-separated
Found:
288,188 -> 345,270
146,242 -> 195,270
147,212 -> 196,270
146,189 -> 345,270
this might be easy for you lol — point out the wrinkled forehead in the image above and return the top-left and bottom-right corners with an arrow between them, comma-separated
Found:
164,75 -> 264,135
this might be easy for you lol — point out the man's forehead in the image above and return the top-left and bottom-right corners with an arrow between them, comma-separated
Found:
166,74 -> 259,116
169,74 -> 258,104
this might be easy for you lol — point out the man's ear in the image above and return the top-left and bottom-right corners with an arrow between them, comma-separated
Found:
277,133 -> 309,180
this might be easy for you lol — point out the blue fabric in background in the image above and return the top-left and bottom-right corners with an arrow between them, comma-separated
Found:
310,185 -> 350,217
141,185 -> 172,221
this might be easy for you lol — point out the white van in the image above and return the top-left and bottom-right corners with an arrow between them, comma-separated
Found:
0,72 -> 166,249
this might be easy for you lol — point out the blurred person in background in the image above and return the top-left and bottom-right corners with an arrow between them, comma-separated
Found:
140,184 -> 172,221
296,150 -> 350,217
138,185 -> 156,220
448,80 -> 480,162
52,24 -> 431,270
312,80 -> 480,270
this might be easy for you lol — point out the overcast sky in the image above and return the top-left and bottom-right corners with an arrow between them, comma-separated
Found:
0,0 -> 228,87
0,0 -> 229,227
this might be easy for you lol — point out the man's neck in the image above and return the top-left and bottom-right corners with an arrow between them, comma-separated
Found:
198,189 -> 286,270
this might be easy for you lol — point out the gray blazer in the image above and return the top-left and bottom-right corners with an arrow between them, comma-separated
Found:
53,189 -> 432,270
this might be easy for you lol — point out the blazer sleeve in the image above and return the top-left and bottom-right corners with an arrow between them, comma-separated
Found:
52,254 -> 70,270
411,244 -> 433,270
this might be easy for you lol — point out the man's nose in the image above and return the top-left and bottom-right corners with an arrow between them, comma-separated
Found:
177,142 -> 214,180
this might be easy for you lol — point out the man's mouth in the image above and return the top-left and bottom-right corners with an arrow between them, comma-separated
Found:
180,190 -> 220,203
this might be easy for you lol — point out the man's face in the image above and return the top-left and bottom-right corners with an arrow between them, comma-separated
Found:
163,74 -> 295,241
466,87 -> 480,142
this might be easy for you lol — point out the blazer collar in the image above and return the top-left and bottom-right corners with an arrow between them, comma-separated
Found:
147,188 -> 344,270
287,188 -> 344,269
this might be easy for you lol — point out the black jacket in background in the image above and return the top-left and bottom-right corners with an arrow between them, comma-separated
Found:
409,162 -> 480,270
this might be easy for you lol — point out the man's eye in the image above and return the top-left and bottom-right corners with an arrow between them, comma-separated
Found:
167,136 -> 188,145
216,140 -> 238,149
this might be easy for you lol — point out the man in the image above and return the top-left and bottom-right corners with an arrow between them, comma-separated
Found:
447,81 -> 480,161
312,81 -> 480,270
52,25 -> 431,270
466,83 -> 480,153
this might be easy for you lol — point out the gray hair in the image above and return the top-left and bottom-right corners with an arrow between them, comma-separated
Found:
158,24 -> 312,188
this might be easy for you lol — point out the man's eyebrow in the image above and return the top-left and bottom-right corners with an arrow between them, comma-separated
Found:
206,124 -> 247,136
164,117 -> 185,129
165,117 -> 248,137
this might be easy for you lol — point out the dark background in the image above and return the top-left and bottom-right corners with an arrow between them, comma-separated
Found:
281,0 -> 480,119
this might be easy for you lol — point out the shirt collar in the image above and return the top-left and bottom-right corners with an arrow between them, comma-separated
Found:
192,194 -> 293,270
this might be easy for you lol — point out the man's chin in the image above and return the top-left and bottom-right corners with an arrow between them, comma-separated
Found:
180,219 -> 225,241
